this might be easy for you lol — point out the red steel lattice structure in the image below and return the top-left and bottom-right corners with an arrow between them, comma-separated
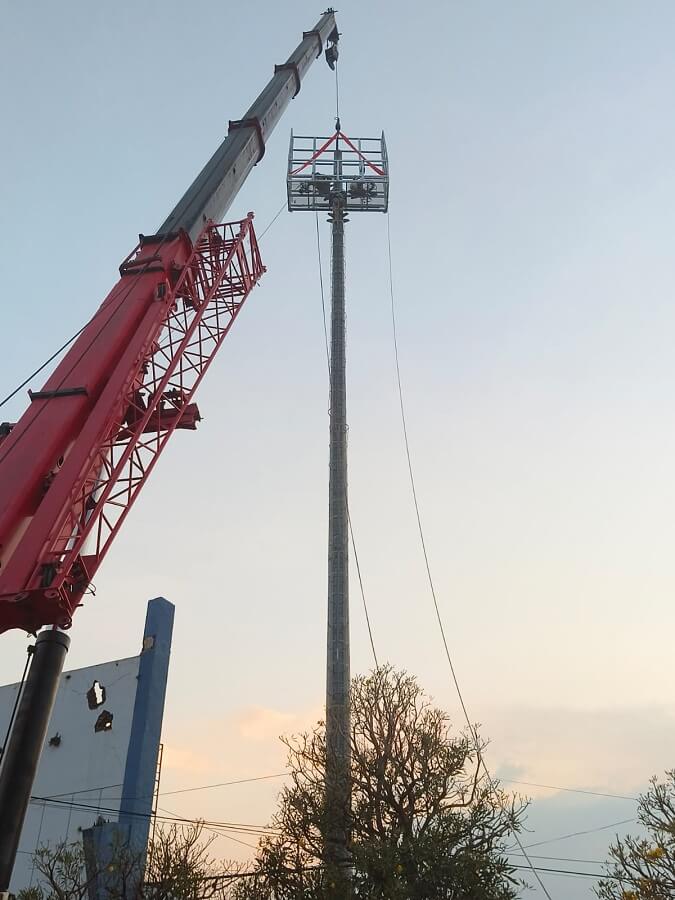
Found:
0,216 -> 264,635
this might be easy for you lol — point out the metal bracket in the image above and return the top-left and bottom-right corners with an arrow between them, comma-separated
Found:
274,62 -> 301,98
228,117 -> 265,164
303,29 -> 324,58
29,388 -> 88,401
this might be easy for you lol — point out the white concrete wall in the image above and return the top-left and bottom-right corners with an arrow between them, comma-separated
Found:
0,654 -> 141,893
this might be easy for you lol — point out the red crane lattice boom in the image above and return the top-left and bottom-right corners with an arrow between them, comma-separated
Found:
0,217 -> 264,634
0,12 -> 340,888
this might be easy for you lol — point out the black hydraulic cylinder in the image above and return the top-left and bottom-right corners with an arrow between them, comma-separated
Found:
0,630 -> 70,891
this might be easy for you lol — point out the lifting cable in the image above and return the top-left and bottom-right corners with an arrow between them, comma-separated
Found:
315,211 -> 379,668
0,221 -> 189,474
0,643 -> 34,763
385,213 -> 554,900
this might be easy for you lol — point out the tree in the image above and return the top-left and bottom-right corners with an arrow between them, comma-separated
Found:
17,823 -> 242,900
596,771 -> 675,900
238,666 -> 526,900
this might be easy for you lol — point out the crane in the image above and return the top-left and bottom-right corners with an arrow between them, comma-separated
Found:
0,10 -> 339,891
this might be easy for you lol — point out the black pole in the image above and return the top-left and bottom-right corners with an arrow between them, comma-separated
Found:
0,629 -> 70,891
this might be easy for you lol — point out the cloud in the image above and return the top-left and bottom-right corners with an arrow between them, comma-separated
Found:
156,699 -> 674,882
235,705 -> 319,741
481,703 -> 675,797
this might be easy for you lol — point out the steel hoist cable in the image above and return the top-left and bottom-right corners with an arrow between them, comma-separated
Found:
0,644 -> 34,762
385,212 -> 554,900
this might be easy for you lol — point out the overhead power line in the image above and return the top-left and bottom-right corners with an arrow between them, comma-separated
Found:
161,772 -> 286,798
509,853 -> 607,865
511,864 -> 618,882
30,795 -> 279,836
157,805 -> 260,851
504,778 -> 638,803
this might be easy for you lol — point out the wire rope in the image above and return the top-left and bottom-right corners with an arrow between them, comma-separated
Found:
521,817 -> 636,850
0,223 -> 186,472
505,778 -> 637,803
258,202 -> 287,241
0,332 -> 89,411
0,643 -> 33,762
0,201 -> 287,421
385,212 -> 554,900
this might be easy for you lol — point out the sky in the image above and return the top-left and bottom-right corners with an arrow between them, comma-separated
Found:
2,1 -> 675,897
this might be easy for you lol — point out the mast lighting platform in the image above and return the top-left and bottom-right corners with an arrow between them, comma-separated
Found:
287,130 -> 389,213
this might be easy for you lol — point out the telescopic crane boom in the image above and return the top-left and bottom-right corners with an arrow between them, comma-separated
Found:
0,10 -> 339,637
0,10 -> 339,893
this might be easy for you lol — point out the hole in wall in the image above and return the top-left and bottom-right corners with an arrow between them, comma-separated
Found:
87,680 -> 106,709
94,710 -> 113,733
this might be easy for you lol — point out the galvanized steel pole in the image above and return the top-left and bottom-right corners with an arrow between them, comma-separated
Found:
325,191 -> 351,881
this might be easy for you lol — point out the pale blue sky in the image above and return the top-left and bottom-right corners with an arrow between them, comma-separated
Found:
2,2 -> 675,896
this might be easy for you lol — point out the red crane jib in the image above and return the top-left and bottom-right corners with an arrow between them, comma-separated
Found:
0,216 -> 264,634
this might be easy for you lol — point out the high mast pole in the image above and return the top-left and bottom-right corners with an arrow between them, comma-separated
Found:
287,112 -> 389,894
325,135 -> 351,881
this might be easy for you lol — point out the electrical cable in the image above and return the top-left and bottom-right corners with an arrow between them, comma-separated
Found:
385,212 -> 554,900
161,771 -> 286,798
315,210 -> 379,667
510,864 -> 618,881
0,225 -> 183,472
521,817 -> 636,850
43,768 -> 638,806
0,332 -> 89,411
157,805 -> 259,850
508,853 -> 607,865
0,643 -> 33,762
0,201 -> 285,420
32,789 -> 631,881
504,779 -> 638,803
41,772 -> 286,804
258,202 -> 287,241
30,794 -> 280,836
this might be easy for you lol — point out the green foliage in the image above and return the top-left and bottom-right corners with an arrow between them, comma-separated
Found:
16,823 -> 240,900
16,842 -> 93,900
596,771 -> 675,900
238,665 -> 526,900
